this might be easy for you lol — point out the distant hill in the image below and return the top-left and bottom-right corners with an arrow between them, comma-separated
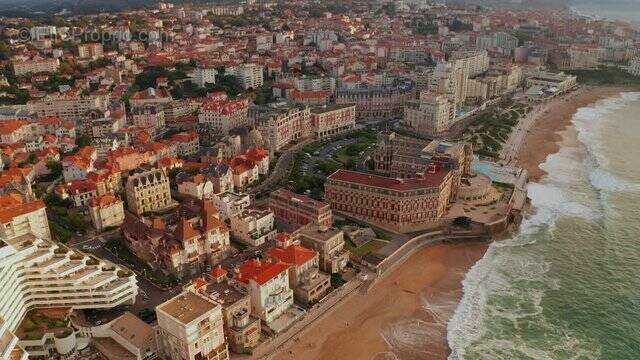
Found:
0,0 -> 193,17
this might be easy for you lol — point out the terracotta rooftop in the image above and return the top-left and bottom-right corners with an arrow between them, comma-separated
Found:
0,197 -> 45,224
237,258 -> 290,286
328,169 -> 449,191
268,245 -> 316,266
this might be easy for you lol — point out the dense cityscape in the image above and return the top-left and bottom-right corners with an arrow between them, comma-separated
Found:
0,0 -> 639,359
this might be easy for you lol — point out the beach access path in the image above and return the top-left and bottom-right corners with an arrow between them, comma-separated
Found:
500,88 -> 584,165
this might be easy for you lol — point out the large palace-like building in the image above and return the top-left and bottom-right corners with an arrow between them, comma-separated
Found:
325,167 -> 454,233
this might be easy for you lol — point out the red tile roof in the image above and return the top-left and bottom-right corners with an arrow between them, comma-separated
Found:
0,197 -> 45,224
328,169 -> 449,191
237,258 -> 290,285
267,245 -> 316,266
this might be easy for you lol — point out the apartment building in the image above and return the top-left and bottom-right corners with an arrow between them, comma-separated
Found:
189,269 -> 261,354
233,258 -> 295,326
77,43 -> 104,59
268,188 -> 333,231
229,63 -> 264,90
170,130 -> 200,157
198,98 -> 249,134
88,193 -> 125,232
296,224 -> 350,274
176,173 -> 216,200
310,104 -> 356,140
0,195 -> 138,358
0,195 -> 50,241
230,208 -> 277,246
28,92 -> 109,122
252,102 -> 312,151
156,291 -> 229,360
334,81 -> 414,122
192,66 -> 217,88
12,57 -> 59,76
211,192 -> 250,221
267,234 -> 330,305
125,167 -> 174,216
325,168 -> 454,233
402,92 -> 455,137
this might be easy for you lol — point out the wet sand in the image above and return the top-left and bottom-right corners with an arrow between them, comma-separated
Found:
518,86 -> 629,180
272,242 -> 488,360
270,87 -> 634,360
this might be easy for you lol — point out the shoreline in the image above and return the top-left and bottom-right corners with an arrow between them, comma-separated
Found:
517,85 -> 631,181
271,242 -> 488,360
269,86 -> 634,360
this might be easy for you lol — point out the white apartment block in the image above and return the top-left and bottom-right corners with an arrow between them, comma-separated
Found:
230,63 -> 264,90
192,67 -> 217,88
0,197 -> 138,359
156,291 -> 229,360
211,192 -> 250,221
451,50 -> 490,78
28,93 -> 110,122
230,208 -> 276,247
125,168 -> 174,216
403,92 -> 455,137
12,58 -> 59,76
235,258 -> 295,325
78,43 -> 104,59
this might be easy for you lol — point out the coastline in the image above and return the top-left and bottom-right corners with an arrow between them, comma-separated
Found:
270,86 -> 633,360
517,86 -> 629,181
271,242 -> 487,360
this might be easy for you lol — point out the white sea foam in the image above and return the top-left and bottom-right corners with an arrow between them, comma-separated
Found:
446,93 -> 640,360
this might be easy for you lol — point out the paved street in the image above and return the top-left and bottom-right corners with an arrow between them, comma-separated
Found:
249,138 -> 315,195
500,88 -> 583,165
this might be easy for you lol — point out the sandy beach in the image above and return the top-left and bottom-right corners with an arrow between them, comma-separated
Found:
517,86 -> 629,180
271,242 -> 488,360
269,86 -> 634,360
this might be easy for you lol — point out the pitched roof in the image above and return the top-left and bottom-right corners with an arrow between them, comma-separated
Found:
267,245 -> 317,266
0,197 -> 45,224
328,168 -> 450,191
237,258 -> 290,285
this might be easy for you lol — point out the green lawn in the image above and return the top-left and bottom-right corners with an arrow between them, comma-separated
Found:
567,66 -> 640,86
345,239 -> 388,257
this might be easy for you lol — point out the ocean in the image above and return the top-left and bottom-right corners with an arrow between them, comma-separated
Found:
571,1 -> 640,24
447,92 -> 640,359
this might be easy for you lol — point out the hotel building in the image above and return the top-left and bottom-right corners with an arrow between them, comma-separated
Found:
198,98 -> 249,134
402,92 -> 455,137
325,168 -> 454,233
310,104 -> 356,140
252,102 -> 312,152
